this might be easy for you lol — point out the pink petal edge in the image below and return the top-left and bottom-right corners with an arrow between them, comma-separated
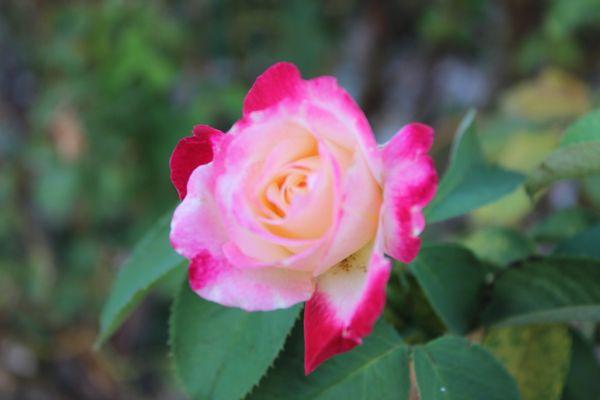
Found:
188,250 -> 315,311
381,123 -> 437,263
169,125 -> 223,199
303,239 -> 391,374
242,62 -> 302,116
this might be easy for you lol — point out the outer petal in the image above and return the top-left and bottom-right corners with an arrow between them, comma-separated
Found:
380,123 -> 437,263
169,125 -> 223,199
189,251 -> 315,311
382,123 -> 434,160
303,237 -> 391,374
170,165 -> 226,259
242,62 -> 302,115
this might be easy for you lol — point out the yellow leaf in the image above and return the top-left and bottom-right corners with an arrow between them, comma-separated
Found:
501,68 -> 590,122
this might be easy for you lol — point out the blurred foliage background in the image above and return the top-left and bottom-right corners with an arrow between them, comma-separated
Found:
0,0 -> 598,399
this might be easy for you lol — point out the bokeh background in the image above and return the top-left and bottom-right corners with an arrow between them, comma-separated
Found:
1,0 -> 599,399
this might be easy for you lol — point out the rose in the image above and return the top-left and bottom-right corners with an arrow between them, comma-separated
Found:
169,62 -> 437,373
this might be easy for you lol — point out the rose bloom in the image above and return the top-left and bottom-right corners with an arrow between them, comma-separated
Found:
169,62 -> 437,374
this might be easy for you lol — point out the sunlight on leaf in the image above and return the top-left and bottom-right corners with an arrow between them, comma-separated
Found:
484,324 -> 571,400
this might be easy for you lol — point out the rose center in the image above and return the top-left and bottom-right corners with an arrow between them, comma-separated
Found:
259,156 -> 319,220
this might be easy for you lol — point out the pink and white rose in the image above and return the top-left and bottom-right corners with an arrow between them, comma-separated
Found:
169,62 -> 437,373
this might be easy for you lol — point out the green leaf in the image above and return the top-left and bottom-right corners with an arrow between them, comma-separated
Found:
554,225 -> 600,259
96,212 -> 183,346
463,227 -> 534,267
529,207 -> 598,242
560,108 -> 600,146
562,330 -> 600,400
526,109 -> 600,194
248,321 -> 410,400
582,175 -> 600,208
482,257 -> 600,326
525,142 -> 600,194
483,324 -> 572,400
409,244 -> 487,334
170,283 -> 301,400
425,110 -> 524,223
413,336 -> 520,400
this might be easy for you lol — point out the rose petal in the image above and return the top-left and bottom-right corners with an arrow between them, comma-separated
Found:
189,250 -> 315,311
169,125 -> 223,199
380,123 -> 437,263
260,147 -> 334,241
314,151 -> 381,276
244,64 -> 381,182
172,165 -> 316,311
382,123 -> 434,160
302,77 -> 381,181
170,164 -> 227,259
303,237 -> 391,374
243,62 -> 302,115
217,118 -> 343,266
